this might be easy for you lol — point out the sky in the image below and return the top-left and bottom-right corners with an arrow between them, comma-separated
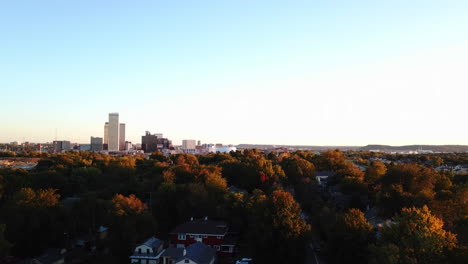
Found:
1,0 -> 468,146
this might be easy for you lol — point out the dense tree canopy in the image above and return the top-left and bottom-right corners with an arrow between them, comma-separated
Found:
0,150 -> 466,263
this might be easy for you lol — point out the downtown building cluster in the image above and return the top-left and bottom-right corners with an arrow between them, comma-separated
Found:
1,112 -> 236,155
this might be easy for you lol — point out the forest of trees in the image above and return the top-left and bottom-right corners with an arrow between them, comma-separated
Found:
0,149 -> 467,263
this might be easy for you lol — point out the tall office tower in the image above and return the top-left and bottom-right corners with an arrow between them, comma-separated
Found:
108,113 -> 119,151
104,122 -> 109,145
119,123 -> 125,151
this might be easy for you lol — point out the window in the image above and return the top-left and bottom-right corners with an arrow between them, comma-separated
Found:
138,248 -> 142,254
203,235 -> 208,238
146,248 -> 150,254
178,234 -> 186,240
214,245 -> 220,251
221,246 -> 232,252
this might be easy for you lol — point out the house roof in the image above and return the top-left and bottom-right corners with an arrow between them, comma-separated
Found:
315,171 -> 334,177
171,219 -> 228,235
182,243 -> 216,264
222,234 -> 237,246
35,248 -> 66,264
161,247 -> 185,259
141,237 -> 162,249
97,226 -> 108,233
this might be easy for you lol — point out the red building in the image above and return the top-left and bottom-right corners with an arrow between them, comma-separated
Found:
170,217 -> 236,257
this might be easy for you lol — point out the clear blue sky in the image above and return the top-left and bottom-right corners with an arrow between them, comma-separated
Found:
1,0 -> 468,145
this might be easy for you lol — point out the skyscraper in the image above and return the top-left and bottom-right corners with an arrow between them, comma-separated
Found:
108,113 -> 119,151
119,123 -> 125,151
104,122 -> 109,145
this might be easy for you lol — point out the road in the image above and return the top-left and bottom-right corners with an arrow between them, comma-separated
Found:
304,244 -> 326,264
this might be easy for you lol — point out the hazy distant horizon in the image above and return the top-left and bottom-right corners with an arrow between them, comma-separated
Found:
2,1 -> 468,146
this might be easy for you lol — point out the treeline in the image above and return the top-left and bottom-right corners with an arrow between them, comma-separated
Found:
0,150 -> 467,263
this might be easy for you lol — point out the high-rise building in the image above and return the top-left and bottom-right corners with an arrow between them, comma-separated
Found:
108,113 -> 119,151
90,137 -> 103,151
124,141 -> 133,151
119,123 -> 126,151
104,122 -> 109,145
142,131 -> 171,153
53,140 -> 71,153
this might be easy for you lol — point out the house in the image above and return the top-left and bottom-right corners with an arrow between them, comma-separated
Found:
161,243 -> 216,264
170,217 -> 235,256
97,225 -> 108,240
315,171 -> 333,186
130,237 -> 164,264
228,185 -> 247,195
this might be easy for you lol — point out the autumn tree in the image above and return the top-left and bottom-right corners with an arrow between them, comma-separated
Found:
378,163 -> 441,216
316,149 -> 346,171
247,189 -> 310,264
111,194 -> 147,216
2,188 -> 64,256
369,206 -> 457,264
281,156 -> 316,186
327,208 -> 374,263
366,160 -> 387,184
108,194 -> 155,263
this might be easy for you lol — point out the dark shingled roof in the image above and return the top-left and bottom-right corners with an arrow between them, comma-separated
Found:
181,243 -> 216,264
222,234 -> 237,246
161,247 -> 185,259
315,171 -> 334,177
171,219 -> 228,235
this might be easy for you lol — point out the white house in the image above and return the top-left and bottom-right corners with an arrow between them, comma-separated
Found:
130,237 -> 164,264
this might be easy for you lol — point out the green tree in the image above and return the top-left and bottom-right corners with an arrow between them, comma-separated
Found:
0,224 -> 12,257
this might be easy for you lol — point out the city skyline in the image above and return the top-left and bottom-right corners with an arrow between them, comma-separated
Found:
2,1 -> 468,145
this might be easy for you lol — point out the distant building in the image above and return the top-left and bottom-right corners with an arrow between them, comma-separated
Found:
90,137 -> 103,151
182,140 -> 197,153
103,122 -> 109,145
125,141 -> 133,151
53,141 -> 71,153
182,140 -> 197,150
108,113 -> 119,151
119,123 -> 126,151
209,146 -> 237,153
142,131 -> 171,153
79,144 -> 91,151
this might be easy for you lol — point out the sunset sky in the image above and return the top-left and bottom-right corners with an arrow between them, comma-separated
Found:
1,1 -> 468,145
